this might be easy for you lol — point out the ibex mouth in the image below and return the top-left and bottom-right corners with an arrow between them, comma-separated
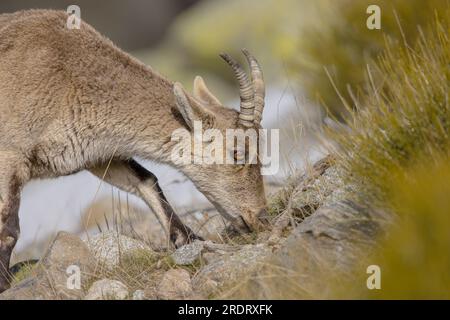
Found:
208,199 -> 250,234
223,209 -> 272,237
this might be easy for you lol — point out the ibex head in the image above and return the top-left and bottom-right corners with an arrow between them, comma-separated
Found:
172,49 -> 269,232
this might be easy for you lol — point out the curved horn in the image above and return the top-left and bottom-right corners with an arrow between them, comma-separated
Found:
219,53 -> 254,128
242,49 -> 265,125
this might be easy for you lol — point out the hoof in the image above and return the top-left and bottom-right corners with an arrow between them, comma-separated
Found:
170,227 -> 204,248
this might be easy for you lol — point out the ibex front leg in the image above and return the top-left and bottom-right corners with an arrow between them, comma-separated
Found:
88,159 -> 202,248
0,152 -> 27,293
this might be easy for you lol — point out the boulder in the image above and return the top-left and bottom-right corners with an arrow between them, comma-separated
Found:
0,232 -> 95,300
171,240 -> 205,265
84,231 -> 154,269
192,243 -> 272,296
84,279 -> 129,300
157,269 -> 194,300
230,200 -> 392,299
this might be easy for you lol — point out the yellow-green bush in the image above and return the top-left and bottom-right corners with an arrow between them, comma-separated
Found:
367,158 -> 450,299
329,157 -> 450,299
334,8 -> 449,204
333,8 -> 450,299
294,0 -> 448,117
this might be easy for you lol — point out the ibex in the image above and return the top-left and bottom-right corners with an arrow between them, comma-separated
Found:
0,9 -> 268,292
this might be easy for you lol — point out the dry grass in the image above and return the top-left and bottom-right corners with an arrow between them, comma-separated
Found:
332,8 -> 449,206
85,248 -> 169,297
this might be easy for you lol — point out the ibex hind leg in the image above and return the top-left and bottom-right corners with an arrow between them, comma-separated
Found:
0,151 -> 28,293
88,159 -> 203,248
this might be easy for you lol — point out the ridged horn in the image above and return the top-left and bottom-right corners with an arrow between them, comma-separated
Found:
219,53 -> 254,128
242,49 -> 265,125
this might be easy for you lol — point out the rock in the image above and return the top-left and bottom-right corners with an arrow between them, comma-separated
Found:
171,240 -> 205,265
0,232 -> 95,300
268,155 -> 338,225
171,240 -> 239,266
143,285 -> 158,300
157,269 -> 194,300
232,200 -> 392,299
289,165 -> 344,214
278,200 -> 390,271
202,252 -> 219,264
85,279 -> 129,300
84,231 -> 154,269
192,243 -> 272,296
132,289 -> 146,300
284,158 -> 351,222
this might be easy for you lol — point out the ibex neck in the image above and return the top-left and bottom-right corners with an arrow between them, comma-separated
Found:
87,53 -> 186,164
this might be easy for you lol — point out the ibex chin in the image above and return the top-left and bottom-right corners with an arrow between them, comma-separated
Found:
0,9 -> 269,292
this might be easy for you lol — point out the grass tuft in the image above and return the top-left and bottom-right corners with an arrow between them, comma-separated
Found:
369,157 -> 450,298
332,8 -> 449,206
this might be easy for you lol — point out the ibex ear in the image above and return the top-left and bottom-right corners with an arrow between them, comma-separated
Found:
193,76 -> 222,106
173,82 -> 215,131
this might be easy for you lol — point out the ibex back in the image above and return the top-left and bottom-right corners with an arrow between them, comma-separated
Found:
0,9 -> 268,292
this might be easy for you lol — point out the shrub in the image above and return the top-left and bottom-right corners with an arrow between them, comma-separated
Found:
294,0 -> 448,117
368,158 -> 450,299
334,8 -> 449,205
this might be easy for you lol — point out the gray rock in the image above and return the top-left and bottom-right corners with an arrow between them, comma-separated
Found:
0,232 -> 95,300
85,279 -> 129,300
84,231 -> 154,269
288,164 -> 349,221
132,289 -> 146,300
157,269 -> 194,300
234,200 -> 392,299
268,155 -> 338,222
278,200 -> 391,272
171,240 -> 205,265
291,166 -> 343,207
192,243 -> 272,296
171,240 -> 240,266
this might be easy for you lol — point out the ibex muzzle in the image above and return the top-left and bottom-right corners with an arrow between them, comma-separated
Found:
0,10 -> 269,292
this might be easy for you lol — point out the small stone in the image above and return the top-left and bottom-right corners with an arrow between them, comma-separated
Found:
85,279 -> 129,300
84,231 -> 153,269
171,240 -> 205,265
132,289 -> 146,300
192,244 -> 271,296
157,269 -> 194,300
